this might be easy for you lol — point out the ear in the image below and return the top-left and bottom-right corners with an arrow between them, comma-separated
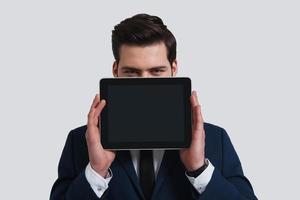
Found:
171,59 -> 178,77
112,61 -> 118,77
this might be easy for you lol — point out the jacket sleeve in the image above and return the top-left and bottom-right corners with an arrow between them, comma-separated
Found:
50,130 -> 110,200
191,128 -> 258,200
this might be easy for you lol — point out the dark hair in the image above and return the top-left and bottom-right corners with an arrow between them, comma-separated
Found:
112,14 -> 177,65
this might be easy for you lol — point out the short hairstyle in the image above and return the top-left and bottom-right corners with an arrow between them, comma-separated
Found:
112,14 -> 177,65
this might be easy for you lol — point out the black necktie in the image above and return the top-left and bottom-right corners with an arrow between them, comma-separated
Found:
139,150 -> 155,200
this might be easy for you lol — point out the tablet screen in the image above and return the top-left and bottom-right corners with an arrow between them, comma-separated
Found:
107,84 -> 184,142
100,77 -> 191,149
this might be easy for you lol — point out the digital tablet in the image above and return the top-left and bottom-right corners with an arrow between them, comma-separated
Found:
99,77 -> 192,150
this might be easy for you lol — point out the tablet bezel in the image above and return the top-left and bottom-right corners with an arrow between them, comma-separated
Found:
99,77 -> 192,150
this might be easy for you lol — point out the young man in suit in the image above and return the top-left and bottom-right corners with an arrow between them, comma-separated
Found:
50,14 -> 257,200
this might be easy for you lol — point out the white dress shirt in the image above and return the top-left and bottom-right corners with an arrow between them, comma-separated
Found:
85,150 -> 214,198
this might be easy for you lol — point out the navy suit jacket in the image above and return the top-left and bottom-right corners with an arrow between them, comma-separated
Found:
50,123 -> 257,200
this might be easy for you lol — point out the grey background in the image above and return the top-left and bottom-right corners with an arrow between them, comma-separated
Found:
0,0 -> 299,199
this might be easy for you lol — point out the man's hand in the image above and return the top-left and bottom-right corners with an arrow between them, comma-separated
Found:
180,91 -> 206,171
86,94 -> 116,178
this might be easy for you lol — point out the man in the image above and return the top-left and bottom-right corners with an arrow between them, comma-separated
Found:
50,14 -> 257,200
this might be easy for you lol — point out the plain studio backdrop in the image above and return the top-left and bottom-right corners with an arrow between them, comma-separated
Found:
0,0 -> 299,199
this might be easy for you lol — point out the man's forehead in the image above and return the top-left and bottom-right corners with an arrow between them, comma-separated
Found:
118,42 -> 170,68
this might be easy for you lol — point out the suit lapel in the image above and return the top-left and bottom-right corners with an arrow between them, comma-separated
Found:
116,150 -> 144,199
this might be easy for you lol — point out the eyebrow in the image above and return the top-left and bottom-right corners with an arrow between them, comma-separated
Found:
121,66 -> 169,71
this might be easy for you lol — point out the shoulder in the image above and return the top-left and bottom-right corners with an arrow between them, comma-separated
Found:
66,125 -> 88,146
203,122 -> 231,152
68,125 -> 87,136
203,122 -> 226,138
203,122 -> 224,132
69,125 -> 88,135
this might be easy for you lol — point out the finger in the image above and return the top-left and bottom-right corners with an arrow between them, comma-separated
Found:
190,106 -> 204,144
191,91 -> 204,132
88,94 -> 100,126
193,105 -> 203,131
190,90 -> 197,107
89,94 -> 100,114
89,99 -> 106,127
193,92 -> 204,123
193,91 -> 200,106
190,91 -> 197,125
94,99 -> 106,124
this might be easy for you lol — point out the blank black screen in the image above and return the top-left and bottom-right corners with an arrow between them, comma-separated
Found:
107,85 -> 185,143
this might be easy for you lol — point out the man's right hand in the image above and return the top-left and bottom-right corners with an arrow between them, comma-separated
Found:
85,94 -> 116,178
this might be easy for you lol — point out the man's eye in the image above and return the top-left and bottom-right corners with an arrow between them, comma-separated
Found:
124,70 -> 137,74
152,69 -> 164,73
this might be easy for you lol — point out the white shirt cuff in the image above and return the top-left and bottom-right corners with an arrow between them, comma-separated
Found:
185,158 -> 214,194
85,162 -> 113,198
